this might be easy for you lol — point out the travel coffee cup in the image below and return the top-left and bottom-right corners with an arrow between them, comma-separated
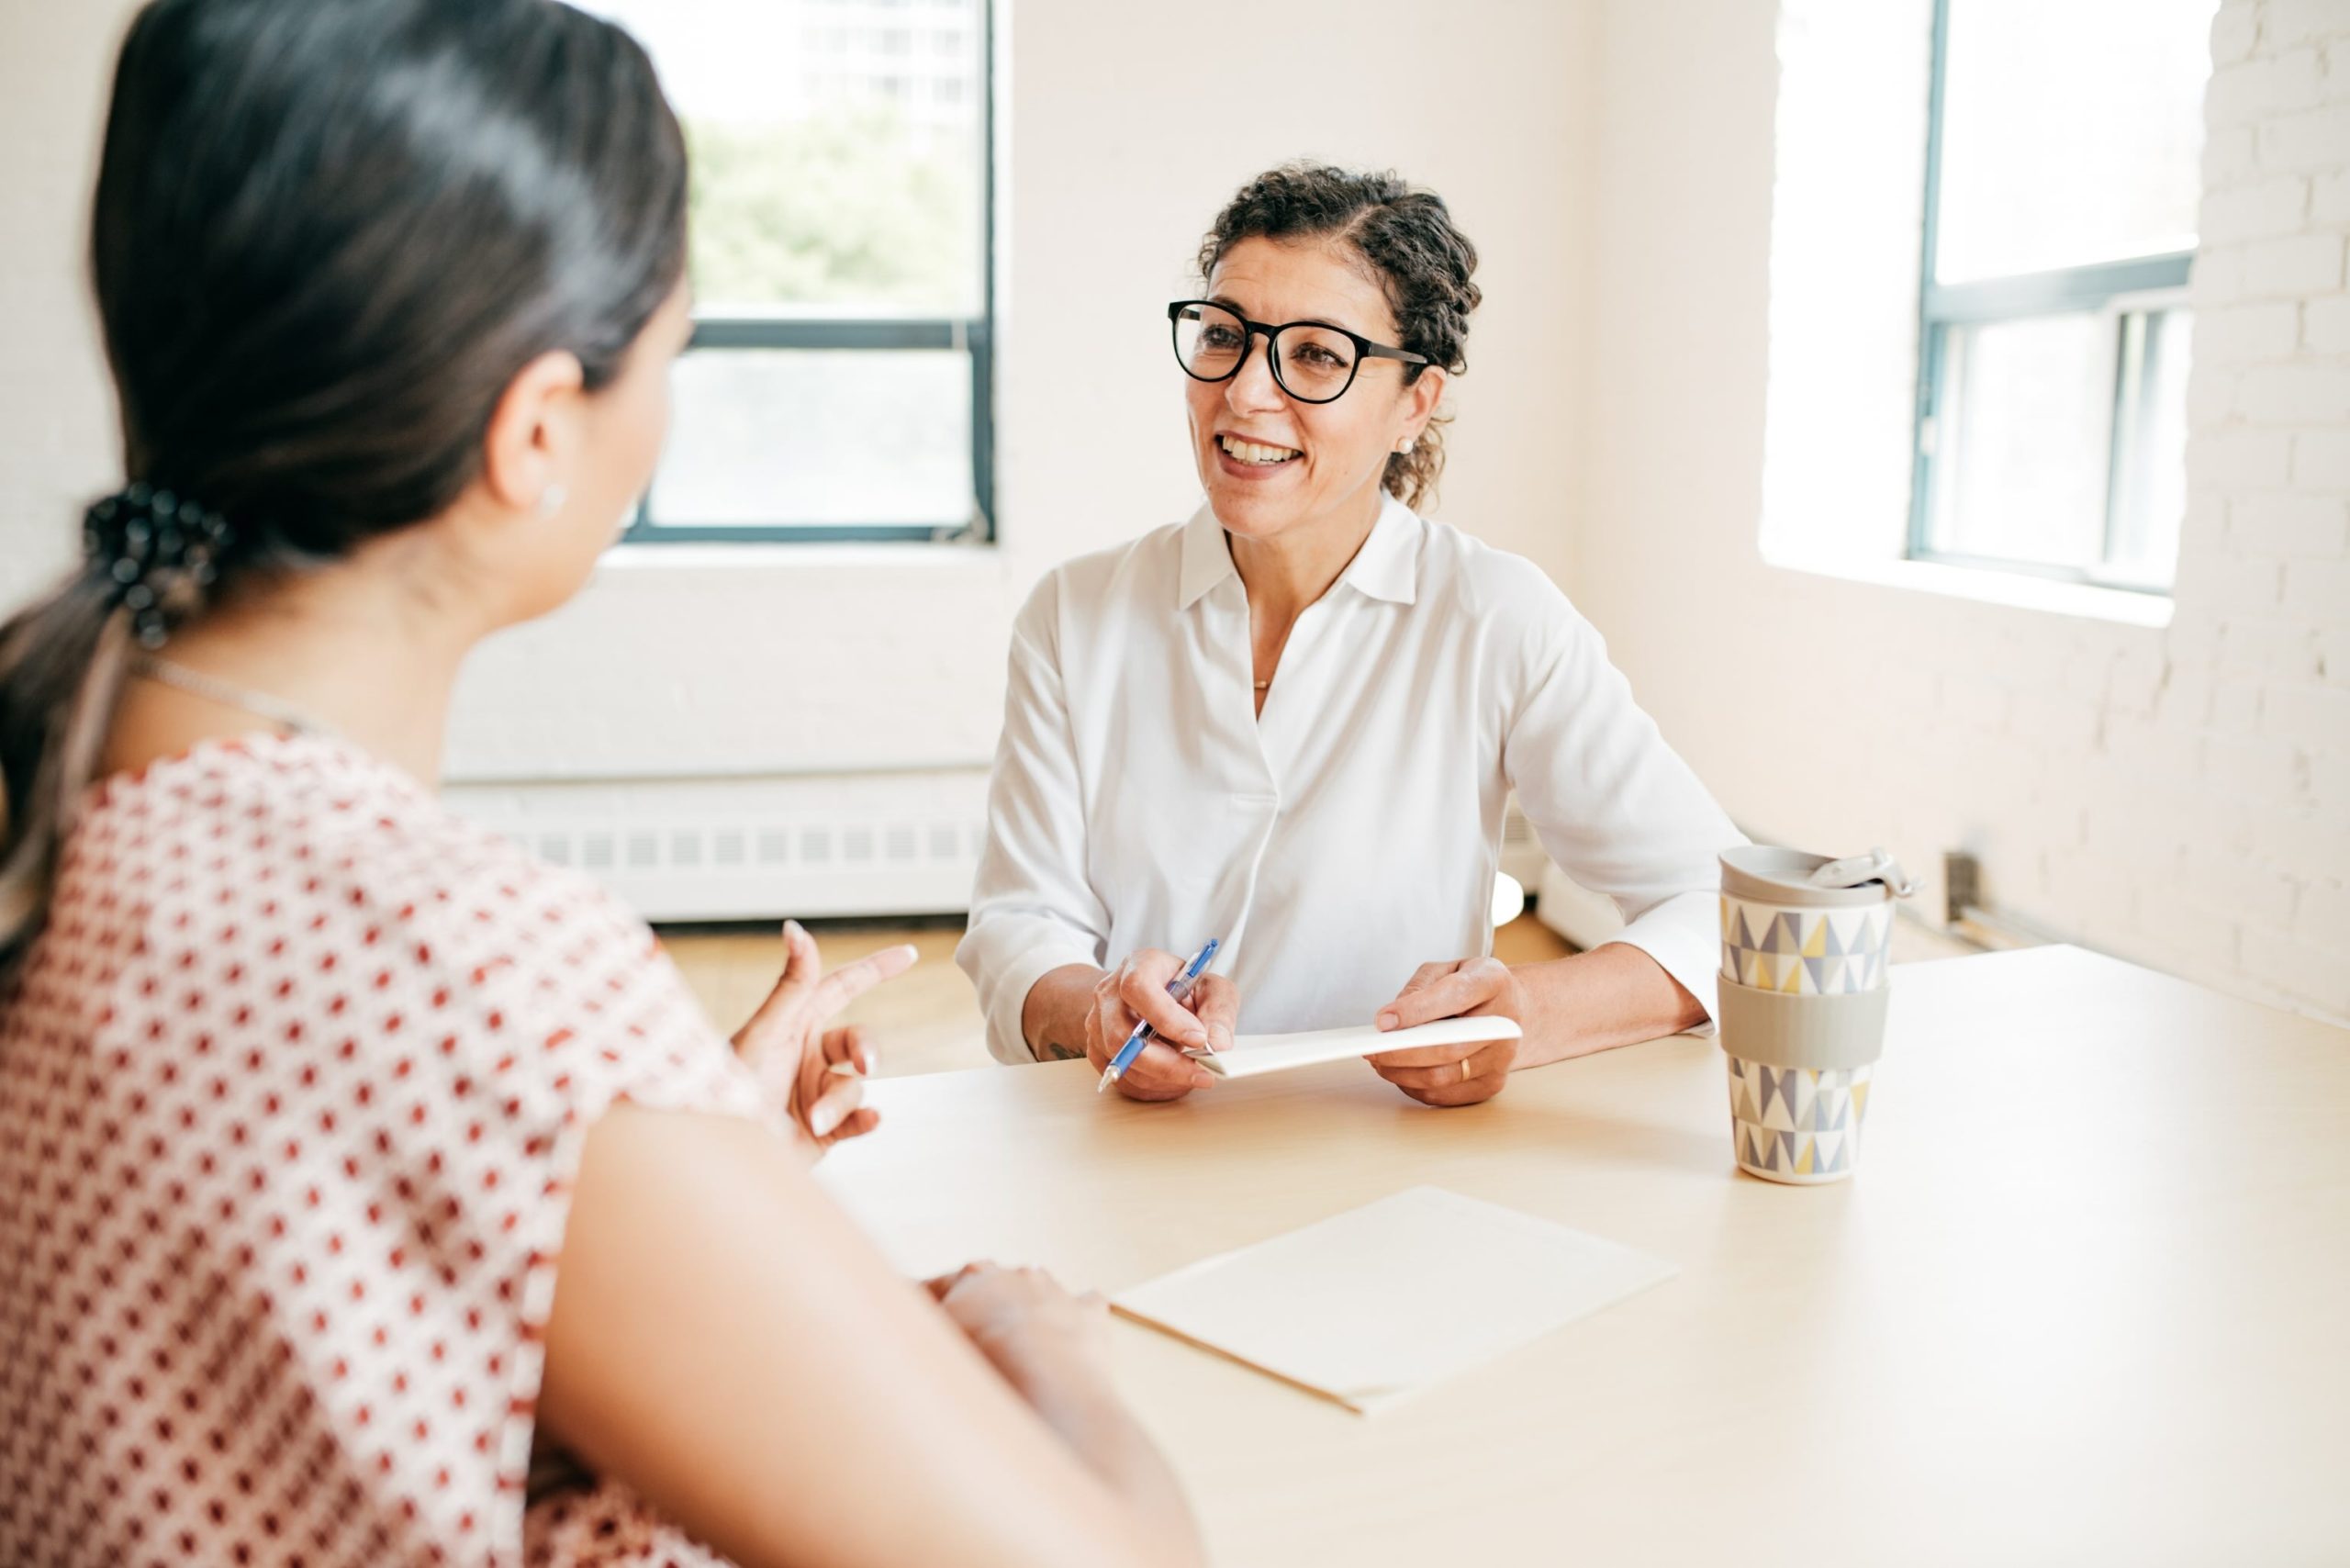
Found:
1718,846 -> 1913,1183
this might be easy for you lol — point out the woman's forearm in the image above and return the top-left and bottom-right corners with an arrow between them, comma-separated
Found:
1510,943 -> 1706,1069
1035,946 -> 1701,1069
1013,1370 -> 1203,1554
1021,964 -> 1107,1062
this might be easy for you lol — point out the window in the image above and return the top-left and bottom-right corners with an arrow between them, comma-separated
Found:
1910,0 -> 2215,591
584,0 -> 993,542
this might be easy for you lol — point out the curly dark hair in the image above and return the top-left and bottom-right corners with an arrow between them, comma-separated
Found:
1196,162 -> 1482,510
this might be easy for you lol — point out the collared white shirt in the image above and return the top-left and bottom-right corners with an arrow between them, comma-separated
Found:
956,493 -> 1744,1065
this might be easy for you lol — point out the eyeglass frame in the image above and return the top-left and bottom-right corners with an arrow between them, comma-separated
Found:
1166,299 -> 1431,405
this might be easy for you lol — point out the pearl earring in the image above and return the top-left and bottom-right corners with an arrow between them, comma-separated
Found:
538,484 -> 568,519
1396,437 -> 1416,454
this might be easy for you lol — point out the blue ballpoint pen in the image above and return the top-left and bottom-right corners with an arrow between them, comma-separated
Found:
1097,937 -> 1221,1093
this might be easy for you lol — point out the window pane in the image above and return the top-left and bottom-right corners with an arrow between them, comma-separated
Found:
2105,309 -> 2193,588
1935,0 -> 2217,283
644,350 -> 973,529
1925,313 -> 2117,569
583,0 -> 983,313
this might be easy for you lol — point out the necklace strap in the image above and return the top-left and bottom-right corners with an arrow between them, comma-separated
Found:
131,655 -> 333,739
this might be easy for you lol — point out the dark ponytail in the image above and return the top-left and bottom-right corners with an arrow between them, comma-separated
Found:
1196,162 -> 1482,510
0,0 -> 689,979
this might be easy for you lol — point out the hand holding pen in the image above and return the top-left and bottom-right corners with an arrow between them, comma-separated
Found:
1086,940 -> 1236,1102
1098,938 -> 1219,1094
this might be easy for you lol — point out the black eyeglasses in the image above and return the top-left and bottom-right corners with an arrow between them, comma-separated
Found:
1168,300 -> 1429,405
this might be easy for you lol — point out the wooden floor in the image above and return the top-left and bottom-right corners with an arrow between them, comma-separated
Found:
660,915 -> 1576,1079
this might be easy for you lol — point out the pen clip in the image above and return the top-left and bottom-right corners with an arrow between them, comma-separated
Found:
1171,937 -> 1221,1050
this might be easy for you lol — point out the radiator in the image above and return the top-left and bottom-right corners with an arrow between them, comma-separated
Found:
440,769 -> 992,923
442,776 -> 1556,926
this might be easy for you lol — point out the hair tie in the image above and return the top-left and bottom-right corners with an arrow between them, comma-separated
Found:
82,483 -> 235,649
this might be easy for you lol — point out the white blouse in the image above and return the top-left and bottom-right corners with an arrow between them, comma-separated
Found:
956,493 -> 1744,1065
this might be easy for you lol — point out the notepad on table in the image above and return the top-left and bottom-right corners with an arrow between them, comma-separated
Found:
1190,1015 -> 1522,1079
1111,1186 -> 1674,1413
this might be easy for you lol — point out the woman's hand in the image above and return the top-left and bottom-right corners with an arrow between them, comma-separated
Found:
925,1261 -> 1111,1401
733,920 -> 917,1151
1365,956 -> 1527,1106
545,1107 -> 1205,1568
1083,950 -> 1238,1103
925,1260 -> 1203,1552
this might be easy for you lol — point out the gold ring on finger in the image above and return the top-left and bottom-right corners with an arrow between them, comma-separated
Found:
1460,1058 -> 1473,1082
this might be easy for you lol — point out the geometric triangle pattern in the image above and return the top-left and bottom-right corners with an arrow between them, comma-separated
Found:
1725,1055 -> 1874,1184
1719,896 -> 1892,996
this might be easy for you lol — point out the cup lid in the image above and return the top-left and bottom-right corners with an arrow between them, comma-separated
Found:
1721,846 -> 1908,907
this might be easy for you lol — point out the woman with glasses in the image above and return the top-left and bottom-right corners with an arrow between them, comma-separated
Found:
957,163 -> 1743,1104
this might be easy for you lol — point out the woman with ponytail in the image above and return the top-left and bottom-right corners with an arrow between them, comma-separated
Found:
0,4 -> 1196,1564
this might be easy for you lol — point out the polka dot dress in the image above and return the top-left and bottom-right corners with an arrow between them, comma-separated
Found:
1,735 -> 770,1566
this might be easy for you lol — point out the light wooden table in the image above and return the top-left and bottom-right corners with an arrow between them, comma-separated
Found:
817,946 -> 2350,1566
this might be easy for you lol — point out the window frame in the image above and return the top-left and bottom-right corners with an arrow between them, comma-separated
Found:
623,0 -> 996,546
1906,0 -> 2196,593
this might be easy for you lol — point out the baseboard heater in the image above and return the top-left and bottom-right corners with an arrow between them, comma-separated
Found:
441,769 -> 992,923
444,777 -> 1554,927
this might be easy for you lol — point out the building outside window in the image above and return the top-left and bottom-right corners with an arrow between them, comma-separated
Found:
583,0 -> 993,543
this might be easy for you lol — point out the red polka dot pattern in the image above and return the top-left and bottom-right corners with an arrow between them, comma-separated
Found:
1,737 -> 757,1566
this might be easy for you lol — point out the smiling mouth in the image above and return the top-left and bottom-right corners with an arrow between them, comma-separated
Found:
1217,433 -> 1302,466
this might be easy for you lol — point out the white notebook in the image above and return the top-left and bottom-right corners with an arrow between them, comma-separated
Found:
1112,1186 -> 1675,1414
1191,1015 -> 1522,1079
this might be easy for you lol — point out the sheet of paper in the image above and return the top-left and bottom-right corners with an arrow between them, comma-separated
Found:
1110,1186 -> 1674,1413
1191,1016 -> 1522,1079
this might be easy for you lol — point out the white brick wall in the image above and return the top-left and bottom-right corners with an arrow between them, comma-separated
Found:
1582,0 -> 2350,1025
2183,0 -> 2350,1018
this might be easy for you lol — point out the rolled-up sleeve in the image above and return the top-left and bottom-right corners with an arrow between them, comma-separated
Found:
956,575 -> 1110,1062
1501,594 -> 1744,1032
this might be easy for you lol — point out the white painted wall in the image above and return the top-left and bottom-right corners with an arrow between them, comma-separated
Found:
0,0 -> 1597,778
6,0 -> 2342,1015
0,0 -> 1596,914
1576,0 -> 2349,1022
0,0 -> 123,594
